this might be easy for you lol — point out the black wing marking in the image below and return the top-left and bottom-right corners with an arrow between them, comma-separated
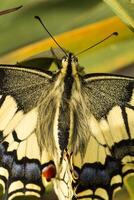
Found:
71,74 -> 134,200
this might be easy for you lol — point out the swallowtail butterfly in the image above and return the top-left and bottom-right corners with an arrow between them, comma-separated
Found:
0,52 -> 134,200
0,18 -> 134,200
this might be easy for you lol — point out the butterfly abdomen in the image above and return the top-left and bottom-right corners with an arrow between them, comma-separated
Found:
57,62 -> 75,153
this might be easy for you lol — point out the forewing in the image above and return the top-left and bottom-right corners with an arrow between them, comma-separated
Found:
0,66 -> 52,199
72,74 -> 134,200
0,65 -> 52,112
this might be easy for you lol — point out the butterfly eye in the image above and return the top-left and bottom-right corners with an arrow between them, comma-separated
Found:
42,163 -> 56,182
75,57 -> 78,62
71,56 -> 78,63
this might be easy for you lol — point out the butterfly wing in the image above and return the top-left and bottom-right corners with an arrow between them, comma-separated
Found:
0,65 -> 52,200
0,65 -> 52,112
71,74 -> 134,200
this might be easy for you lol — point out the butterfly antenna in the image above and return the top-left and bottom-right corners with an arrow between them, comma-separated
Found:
76,32 -> 118,56
0,5 -> 23,15
35,16 -> 67,56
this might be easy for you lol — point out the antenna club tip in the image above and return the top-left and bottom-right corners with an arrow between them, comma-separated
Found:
16,5 -> 23,9
113,32 -> 118,36
34,16 -> 39,19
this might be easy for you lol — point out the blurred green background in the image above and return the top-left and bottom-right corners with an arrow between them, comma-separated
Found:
0,0 -> 134,200
0,0 -> 114,56
0,0 -> 134,73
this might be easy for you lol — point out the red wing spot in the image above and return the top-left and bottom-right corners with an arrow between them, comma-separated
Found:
42,164 -> 56,182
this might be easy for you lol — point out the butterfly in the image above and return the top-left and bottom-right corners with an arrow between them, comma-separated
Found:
0,49 -> 134,200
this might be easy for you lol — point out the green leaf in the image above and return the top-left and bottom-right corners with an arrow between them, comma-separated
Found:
128,0 -> 134,4
103,0 -> 134,31
124,175 -> 134,200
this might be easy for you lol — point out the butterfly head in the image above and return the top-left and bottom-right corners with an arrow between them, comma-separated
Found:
61,53 -> 79,75
62,52 -> 78,62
